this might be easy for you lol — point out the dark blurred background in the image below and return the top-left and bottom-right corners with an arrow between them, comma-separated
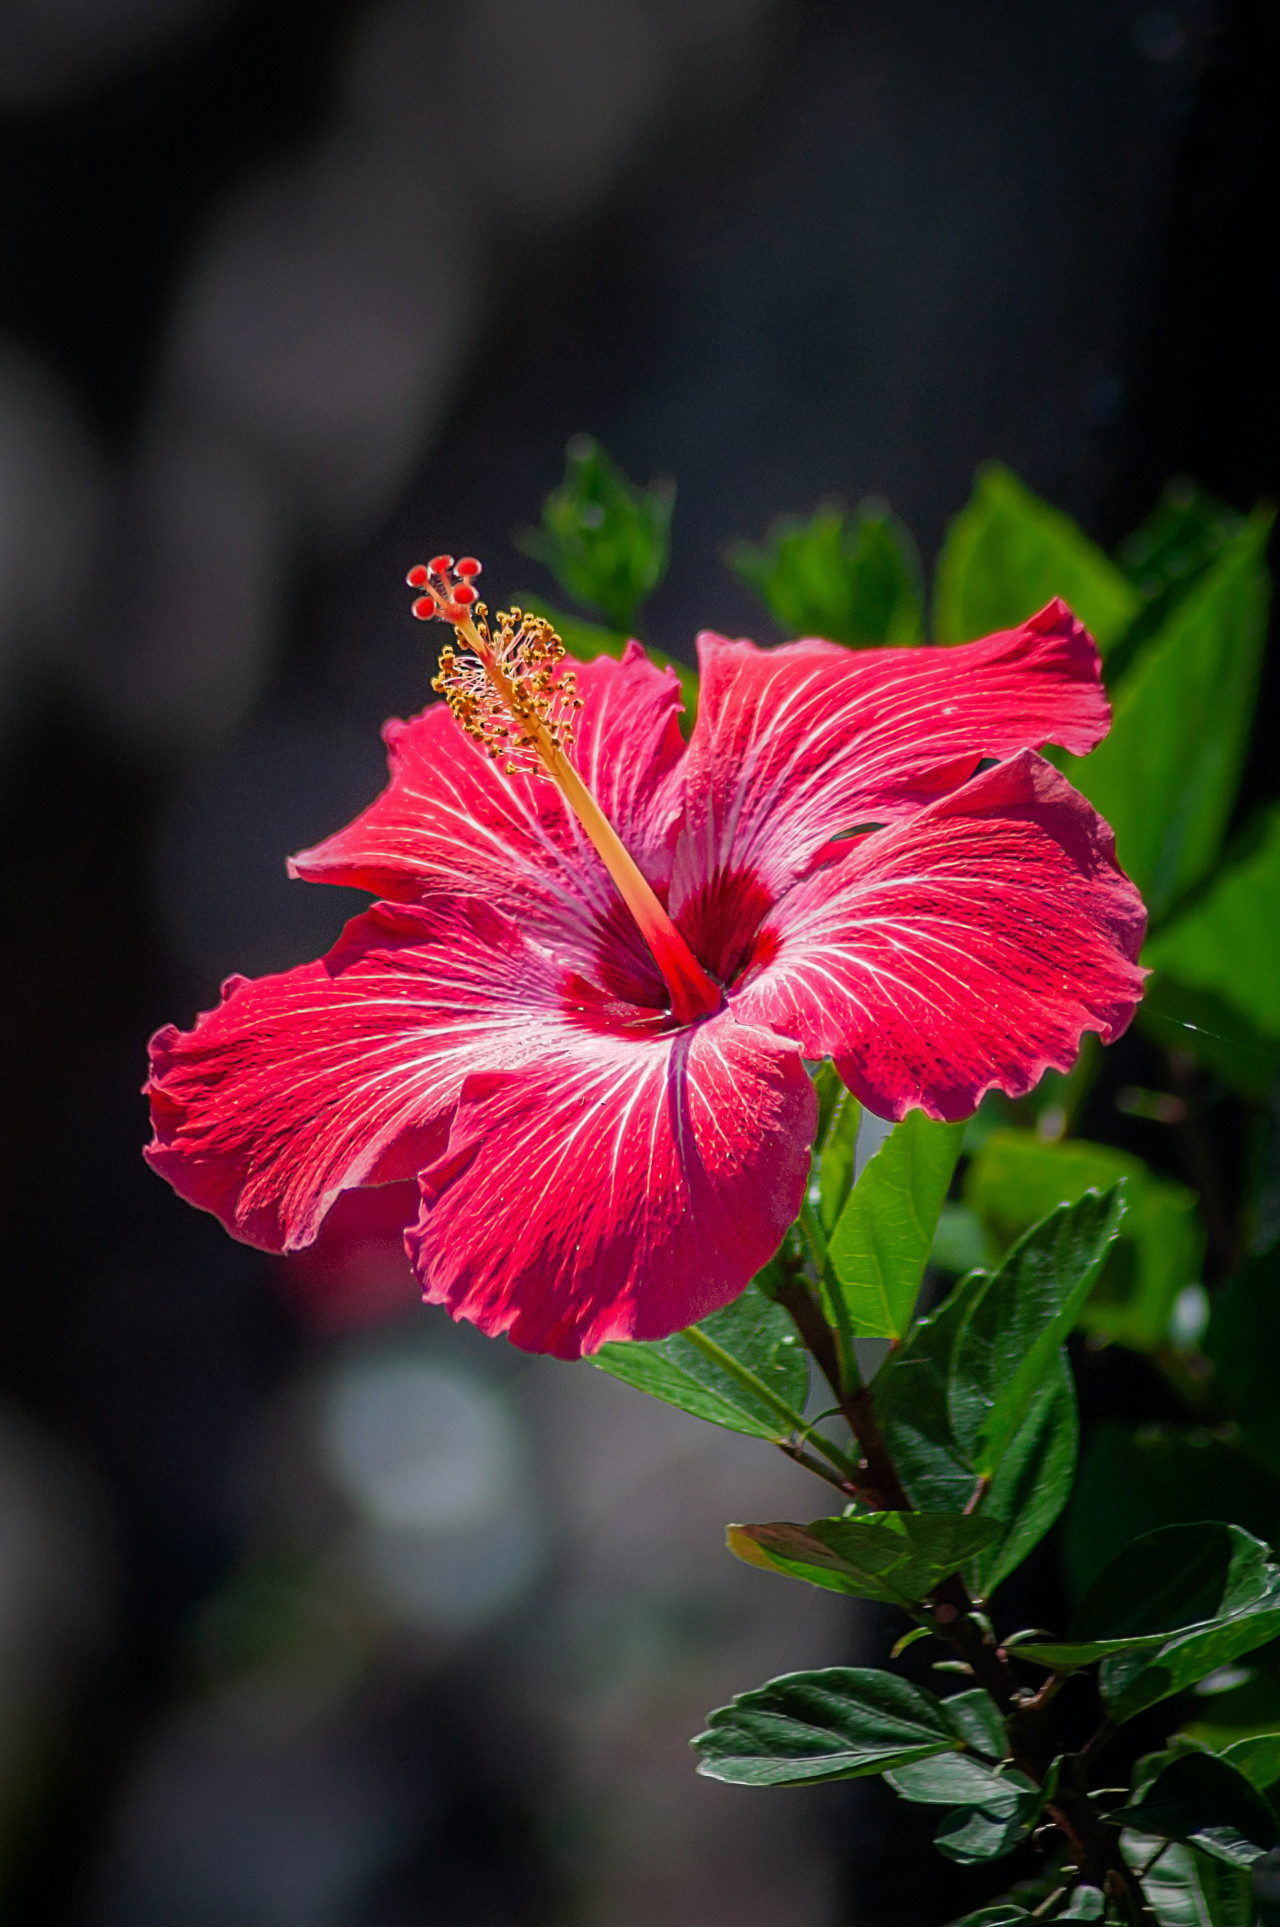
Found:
0,1 -> 1276,1922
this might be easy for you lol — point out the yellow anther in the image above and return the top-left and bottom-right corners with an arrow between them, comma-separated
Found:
431,605 -> 581,782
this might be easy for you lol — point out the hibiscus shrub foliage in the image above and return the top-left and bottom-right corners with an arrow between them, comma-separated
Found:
535,446 -> 1280,1925
147,430 -> 1280,1926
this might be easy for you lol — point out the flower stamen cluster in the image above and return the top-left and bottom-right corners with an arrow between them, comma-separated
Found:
408,555 -> 582,780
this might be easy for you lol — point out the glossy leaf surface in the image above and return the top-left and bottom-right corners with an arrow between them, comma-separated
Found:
594,1280 -> 807,1439
885,1752 -> 1033,1810
693,1666 -> 959,1786
1125,1835 -> 1255,1927
1220,1734 -> 1280,1792
941,1689 -> 1006,1760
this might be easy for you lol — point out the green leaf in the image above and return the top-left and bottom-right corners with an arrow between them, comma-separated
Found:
1207,1246 -> 1280,1476
816,1083 -> 863,1235
967,1352 -> 1078,1599
947,1910 -> 1033,1927
942,1689 -> 1007,1759
515,434 -> 674,632
726,499 -> 924,645
1065,506 -> 1274,925
1058,1886 -> 1106,1920
726,1511 -> 1000,1606
1071,1522 -> 1275,1646
931,1764 -> 1046,1864
1220,1734 -> 1280,1791
885,1752 -> 1033,1809
517,593 -> 700,722
949,1189 -> 1124,1476
1148,805 -> 1280,1052
874,1270 -> 989,1513
1017,1525 -> 1280,1714
593,1280 -> 807,1439
828,1113 -> 966,1338
1125,1836 -> 1256,1927
933,463 -> 1139,650
693,1666 -> 959,1786
1103,1580 -> 1280,1725
965,1132 -> 1203,1353
943,1910 -> 1030,1927
1017,1522 -> 1279,1668
1117,1751 -> 1278,1867
1062,1422 -> 1280,1603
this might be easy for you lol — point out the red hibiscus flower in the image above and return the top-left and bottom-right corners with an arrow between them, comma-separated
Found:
145,560 -> 1145,1359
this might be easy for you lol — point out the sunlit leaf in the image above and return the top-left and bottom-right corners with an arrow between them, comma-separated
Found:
828,1112 -> 966,1338
1219,1734 -> 1280,1792
933,463 -> 1139,650
726,1511 -> 1000,1606
593,1280 -> 807,1439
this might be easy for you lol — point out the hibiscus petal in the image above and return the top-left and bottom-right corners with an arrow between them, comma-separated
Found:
407,1014 -> 816,1360
145,898 -> 575,1252
670,599 -> 1111,913
732,750 -> 1147,1122
288,645 -> 686,982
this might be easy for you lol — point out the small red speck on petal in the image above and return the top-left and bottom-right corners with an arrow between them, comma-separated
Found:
453,583 -> 476,605
405,564 -> 430,588
456,557 -> 482,578
411,596 -> 438,621
429,554 -> 454,576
